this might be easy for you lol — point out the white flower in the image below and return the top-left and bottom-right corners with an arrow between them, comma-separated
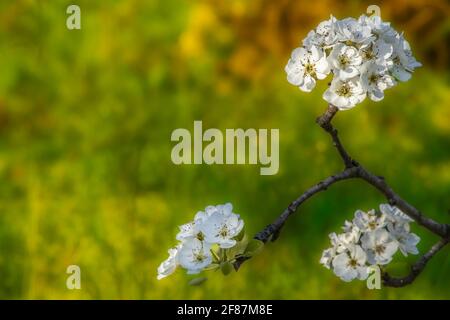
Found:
342,220 -> 354,232
161,202 -> 247,278
332,244 -> 368,282
323,203 -> 422,282
341,220 -> 361,239
390,34 -> 422,82
334,17 -> 374,47
358,14 -> 397,41
360,62 -> 396,101
328,43 -> 363,80
320,247 -> 336,269
157,245 -> 180,280
359,39 -> 393,66
322,221 -> 360,271
329,232 -> 346,253
303,15 -> 338,50
178,238 -> 212,274
353,209 -> 386,232
382,205 -> 412,234
379,203 -> 413,224
176,206 -> 217,242
323,77 -> 366,110
340,222 -> 361,245
199,203 -> 244,248
388,223 -> 420,256
323,203 -> 421,282
361,229 -> 398,265
286,14 -> 420,109
328,233 -> 346,253
285,45 -> 330,92
176,221 -> 202,242
379,204 -> 420,256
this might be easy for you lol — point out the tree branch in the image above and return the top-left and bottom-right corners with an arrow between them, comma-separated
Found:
234,167 -> 360,270
356,166 -> 449,238
316,104 -> 357,168
316,104 -> 448,237
255,167 -> 360,243
382,237 -> 450,287
235,104 -> 449,287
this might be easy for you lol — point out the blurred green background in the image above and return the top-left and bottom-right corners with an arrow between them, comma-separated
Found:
0,0 -> 449,299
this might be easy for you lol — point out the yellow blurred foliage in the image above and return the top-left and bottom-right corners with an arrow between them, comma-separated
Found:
178,0 -> 450,81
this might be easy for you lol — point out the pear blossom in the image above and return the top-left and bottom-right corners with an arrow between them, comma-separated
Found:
323,223 -> 360,263
320,247 -> 336,269
380,203 -> 413,224
328,43 -> 362,80
361,229 -> 398,265
323,77 -> 366,110
388,223 -> 420,256
338,222 -> 361,246
390,34 -> 422,82
175,205 -> 222,242
321,204 -> 420,283
354,209 -> 387,232
382,204 -> 412,234
158,203 -> 248,279
285,45 -> 330,92
157,245 -> 180,280
360,62 -> 396,101
303,15 -> 338,50
334,17 -> 374,47
199,204 -> 244,248
332,245 -> 368,282
358,14 -> 397,41
341,220 -> 354,232
328,232 -> 348,254
359,39 -> 393,65
378,204 -> 420,256
286,13 -> 420,109
176,221 -> 203,242
178,238 -> 212,274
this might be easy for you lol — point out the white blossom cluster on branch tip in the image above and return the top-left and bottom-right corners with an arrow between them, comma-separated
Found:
157,203 -> 263,280
320,204 -> 420,282
285,14 -> 421,110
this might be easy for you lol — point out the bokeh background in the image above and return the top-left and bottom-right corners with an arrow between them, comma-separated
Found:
0,0 -> 449,299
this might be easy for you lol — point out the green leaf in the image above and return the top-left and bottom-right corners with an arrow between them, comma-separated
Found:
188,277 -> 208,286
244,239 -> 264,257
226,234 -> 249,260
237,234 -> 249,252
210,248 -> 221,263
203,263 -> 220,271
234,227 -> 246,241
220,261 -> 233,276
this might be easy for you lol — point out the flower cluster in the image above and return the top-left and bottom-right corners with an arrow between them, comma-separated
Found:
285,14 -> 421,110
157,203 -> 262,280
320,204 -> 420,282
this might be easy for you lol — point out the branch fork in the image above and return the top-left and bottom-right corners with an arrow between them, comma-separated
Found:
235,104 -> 449,287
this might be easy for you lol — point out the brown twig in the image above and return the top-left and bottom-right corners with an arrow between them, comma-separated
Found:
382,237 -> 450,287
234,104 -> 450,287
316,104 -> 357,168
234,166 -> 360,270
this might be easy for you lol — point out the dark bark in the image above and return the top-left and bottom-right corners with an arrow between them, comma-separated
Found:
382,237 -> 450,287
234,104 -> 450,288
